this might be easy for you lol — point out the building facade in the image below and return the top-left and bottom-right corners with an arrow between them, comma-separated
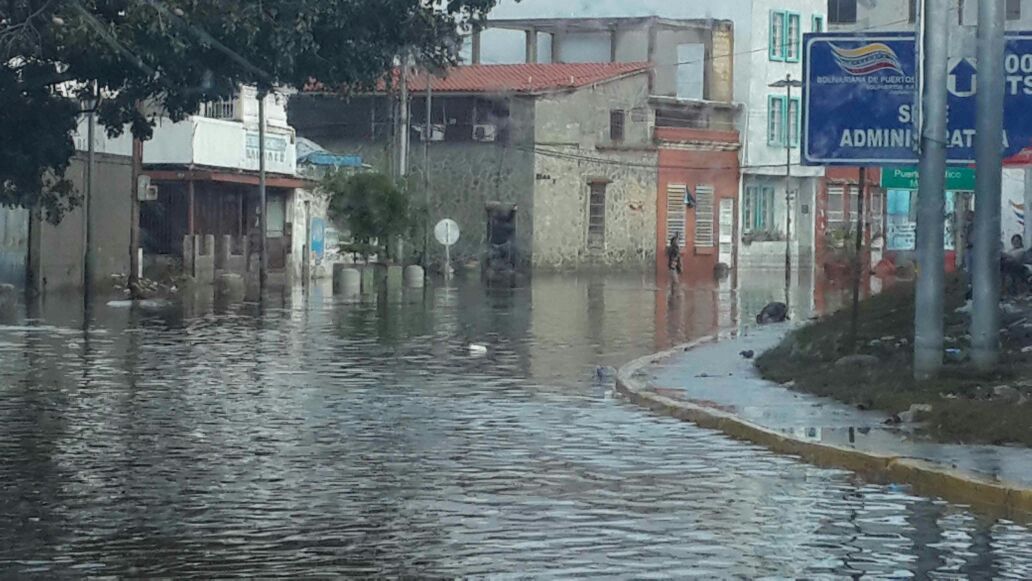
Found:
475,16 -> 742,278
293,63 -> 662,270
477,0 -> 826,272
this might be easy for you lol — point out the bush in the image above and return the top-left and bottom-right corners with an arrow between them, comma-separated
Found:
325,171 -> 410,263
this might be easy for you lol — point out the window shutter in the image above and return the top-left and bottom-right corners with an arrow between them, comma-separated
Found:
694,185 -> 715,248
667,184 -> 687,243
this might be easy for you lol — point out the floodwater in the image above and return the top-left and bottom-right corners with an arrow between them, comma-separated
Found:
0,272 -> 1029,578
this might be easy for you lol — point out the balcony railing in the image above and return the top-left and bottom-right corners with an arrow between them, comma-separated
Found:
200,99 -> 238,121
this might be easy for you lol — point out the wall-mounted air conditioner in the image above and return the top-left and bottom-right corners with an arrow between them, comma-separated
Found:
473,124 -> 497,142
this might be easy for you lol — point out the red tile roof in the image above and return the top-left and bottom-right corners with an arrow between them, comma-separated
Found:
406,63 -> 651,94
306,62 -> 651,95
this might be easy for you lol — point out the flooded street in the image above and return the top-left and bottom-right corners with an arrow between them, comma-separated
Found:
1,273 -> 1030,578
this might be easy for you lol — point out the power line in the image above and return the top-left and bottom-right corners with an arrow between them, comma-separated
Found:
518,144 -> 818,174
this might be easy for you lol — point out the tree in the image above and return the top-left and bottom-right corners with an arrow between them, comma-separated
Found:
1,0 -> 501,222
325,171 -> 411,263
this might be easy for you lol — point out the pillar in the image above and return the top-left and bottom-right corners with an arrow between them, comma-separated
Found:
471,30 -> 482,64
525,29 -> 538,64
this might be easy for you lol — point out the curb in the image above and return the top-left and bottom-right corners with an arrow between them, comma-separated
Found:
616,335 -> 1032,524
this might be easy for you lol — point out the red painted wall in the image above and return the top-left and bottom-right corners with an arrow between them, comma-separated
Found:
656,128 -> 740,285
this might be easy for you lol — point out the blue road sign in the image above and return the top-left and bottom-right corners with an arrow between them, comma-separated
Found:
311,218 -> 326,258
803,31 -> 1032,166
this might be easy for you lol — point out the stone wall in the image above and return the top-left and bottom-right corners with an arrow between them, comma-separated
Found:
289,94 -> 536,267
531,73 -> 658,269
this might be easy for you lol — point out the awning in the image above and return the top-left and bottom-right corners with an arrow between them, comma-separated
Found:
144,168 -> 312,189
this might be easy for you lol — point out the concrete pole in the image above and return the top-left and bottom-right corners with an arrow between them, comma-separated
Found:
399,59 -> 410,179
129,136 -> 142,291
424,76 -> 432,267
784,74 -> 794,310
914,0 -> 949,380
850,167 -> 867,348
258,92 -> 268,289
971,0 -> 1006,370
303,199 -> 311,286
1025,168 -> 1032,247
84,101 -> 96,298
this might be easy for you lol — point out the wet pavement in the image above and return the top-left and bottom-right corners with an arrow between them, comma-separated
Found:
0,272 -> 1030,577
646,324 -> 1032,490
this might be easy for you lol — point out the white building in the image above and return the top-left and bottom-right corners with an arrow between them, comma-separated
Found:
476,0 -> 827,268
74,86 -> 314,284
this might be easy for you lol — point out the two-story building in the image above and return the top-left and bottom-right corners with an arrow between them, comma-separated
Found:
475,0 -> 827,273
293,62 -> 662,269
478,16 -> 743,280
140,86 -> 309,282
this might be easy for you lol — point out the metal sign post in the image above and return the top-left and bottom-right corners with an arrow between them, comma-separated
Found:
434,218 -> 460,280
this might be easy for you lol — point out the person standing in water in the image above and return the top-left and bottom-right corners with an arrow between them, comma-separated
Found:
666,234 -> 682,274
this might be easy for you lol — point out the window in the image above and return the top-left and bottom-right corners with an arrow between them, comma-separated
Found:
812,14 -> 824,32
788,97 -> 801,147
770,11 -> 785,61
666,184 -> 688,245
827,185 -> 846,225
786,13 -> 801,62
745,186 -> 776,232
769,95 -> 800,147
694,185 -> 715,248
828,0 -> 857,24
908,0 -> 917,23
1008,0 -> 1021,21
768,95 -> 785,145
588,181 -> 607,249
609,109 -> 625,142
771,11 -> 801,62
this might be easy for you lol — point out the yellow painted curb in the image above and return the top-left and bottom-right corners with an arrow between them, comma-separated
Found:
617,335 -> 1032,524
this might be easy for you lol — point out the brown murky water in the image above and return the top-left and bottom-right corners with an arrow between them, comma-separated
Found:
0,273 -> 1029,578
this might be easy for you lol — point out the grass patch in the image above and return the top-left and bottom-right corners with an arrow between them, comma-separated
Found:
756,277 -> 1032,446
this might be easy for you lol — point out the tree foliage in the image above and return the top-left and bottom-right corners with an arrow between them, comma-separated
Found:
325,171 -> 411,262
1,0 -> 501,221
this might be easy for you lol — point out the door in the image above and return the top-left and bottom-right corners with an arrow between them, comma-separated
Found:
265,193 -> 287,269
719,198 -> 735,267
0,207 -> 28,287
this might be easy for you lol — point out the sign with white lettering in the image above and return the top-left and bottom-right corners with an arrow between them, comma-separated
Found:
803,32 -> 1032,165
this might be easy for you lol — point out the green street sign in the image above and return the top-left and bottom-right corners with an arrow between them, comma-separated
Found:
880,167 -> 976,191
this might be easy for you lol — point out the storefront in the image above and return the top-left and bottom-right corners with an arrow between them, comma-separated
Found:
880,166 -> 975,272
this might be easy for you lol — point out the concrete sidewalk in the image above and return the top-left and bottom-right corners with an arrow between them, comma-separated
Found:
629,323 -> 1032,501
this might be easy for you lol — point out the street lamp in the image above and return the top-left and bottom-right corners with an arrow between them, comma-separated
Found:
769,75 -> 804,308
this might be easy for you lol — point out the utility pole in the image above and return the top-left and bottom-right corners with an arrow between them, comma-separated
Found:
399,58 -> 410,179
914,0 -> 949,380
258,91 -> 268,290
849,167 -> 867,348
423,73 -> 433,267
769,74 -> 803,309
129,133 -> 143,294
972,0 -> 1006,370
785,76 -> 793,307
84,87 -> 97,302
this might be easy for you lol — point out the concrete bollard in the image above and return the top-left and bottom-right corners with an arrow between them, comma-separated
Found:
0,283 -> 16,322
332,264 -> 347,294
360,266 -> 376,295
385,265 -> 404,292
404,265 -> 425,288
215,273 -> 246,302
333,265 -> 361,294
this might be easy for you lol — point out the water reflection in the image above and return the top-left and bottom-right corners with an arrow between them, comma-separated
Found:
0,272 -> 1028,577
